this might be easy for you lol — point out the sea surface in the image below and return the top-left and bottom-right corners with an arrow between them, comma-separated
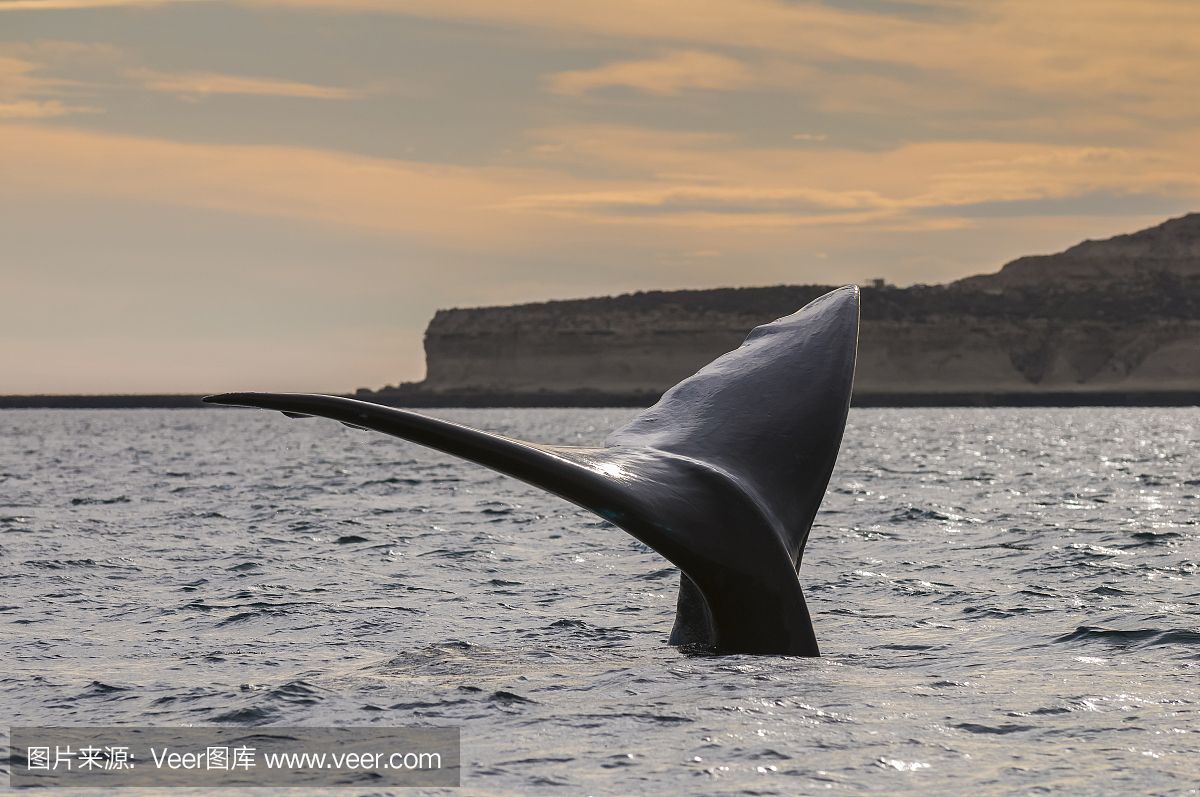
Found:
1,407 -> 1198,795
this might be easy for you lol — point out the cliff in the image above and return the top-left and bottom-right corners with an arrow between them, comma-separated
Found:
380,214 -> 1200,403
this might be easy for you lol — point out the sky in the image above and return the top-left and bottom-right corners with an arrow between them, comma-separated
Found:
4,0 -> 1200,393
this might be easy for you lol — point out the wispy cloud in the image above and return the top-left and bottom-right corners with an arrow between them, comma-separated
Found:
0,98 -> 99,117
0,45 -> 113,118
130,68 -> 364,100
547,50 -> 753,96
0,123 -> 559,246
9,116 -> 1189,248
510,123 -> 1200,232
504,185 -> 898,228
11,1 -> 1200,133
0,0 -> 193,10
254,0 -> 1200,136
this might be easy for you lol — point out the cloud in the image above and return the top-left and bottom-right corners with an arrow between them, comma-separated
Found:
129,68 -> 363,100
0,46 -> 112,118
10,1 -> 1200,134
547,50 -> 753,96
504,185 -> 898,229
242,0 -> 1200,137
0,98 -> 100,117
4,5 -> 1200,247
0,0 -> 192,9
6,111 -> 1198,255
0,122 -> 566,247
251,0 -> 924,57
513,124 -> 1200,231
0,39 -> 123,61
0,40 -> 358,119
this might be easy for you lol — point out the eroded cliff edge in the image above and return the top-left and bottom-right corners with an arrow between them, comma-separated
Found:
377,214 -> 1200,404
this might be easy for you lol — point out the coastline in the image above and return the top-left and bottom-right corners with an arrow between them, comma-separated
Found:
3,390 -> 1198,409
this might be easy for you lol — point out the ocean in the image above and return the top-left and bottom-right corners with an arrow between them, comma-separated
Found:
2,407 -> 1198,795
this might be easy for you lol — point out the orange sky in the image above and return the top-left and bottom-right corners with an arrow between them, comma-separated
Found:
4,0 -> 1199,392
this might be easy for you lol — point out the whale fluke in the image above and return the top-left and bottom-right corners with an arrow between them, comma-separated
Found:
204,285 -> 859,655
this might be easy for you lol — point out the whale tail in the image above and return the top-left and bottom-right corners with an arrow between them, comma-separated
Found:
204,285 -> 860,655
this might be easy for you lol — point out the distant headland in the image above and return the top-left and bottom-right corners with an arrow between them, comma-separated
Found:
4,214 -> 1199,409
366,213 -> 1200,407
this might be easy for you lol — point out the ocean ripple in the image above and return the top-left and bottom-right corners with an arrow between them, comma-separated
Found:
1,406 -> 1197,795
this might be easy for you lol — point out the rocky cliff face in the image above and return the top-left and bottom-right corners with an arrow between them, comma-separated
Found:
855,315 -> 1200,393
404,215 -> 1200,398
421,287 -> 829,394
